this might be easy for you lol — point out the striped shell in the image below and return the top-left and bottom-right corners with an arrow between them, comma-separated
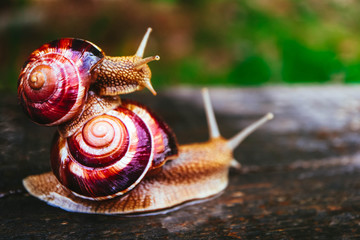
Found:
18,38 -> 104,126
50,100 -> 178,200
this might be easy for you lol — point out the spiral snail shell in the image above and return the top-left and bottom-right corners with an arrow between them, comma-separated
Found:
17,38 -> 104,125
20,28 -> 274,214
18,28 -> 159,126
51,98 -> 178,200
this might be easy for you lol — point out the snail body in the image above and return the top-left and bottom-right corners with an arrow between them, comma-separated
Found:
20,29 -> 273,214
24,138 -> 232,214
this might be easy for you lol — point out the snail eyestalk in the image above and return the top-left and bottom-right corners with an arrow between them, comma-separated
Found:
134,55 -> 160,70
227,113 -> 274,150
202,88 -> 220,139
136,28 -> 153,58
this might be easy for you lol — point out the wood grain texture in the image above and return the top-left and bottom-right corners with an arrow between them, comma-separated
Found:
2,86 -> 360,239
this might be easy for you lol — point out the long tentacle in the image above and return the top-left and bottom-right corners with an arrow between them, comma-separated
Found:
136,28 -> 152,58
202,88 -> 220,139
227,113 -> 273,151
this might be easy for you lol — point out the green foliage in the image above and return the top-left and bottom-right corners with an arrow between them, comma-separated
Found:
282,40 -> 342,83
228,56 -> 271,85
1,0 -> 360,92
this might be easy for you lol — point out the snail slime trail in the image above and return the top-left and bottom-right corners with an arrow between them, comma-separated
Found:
20,28 -> 274,214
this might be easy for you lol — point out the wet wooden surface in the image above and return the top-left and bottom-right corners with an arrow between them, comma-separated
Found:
1,86 -> 360,239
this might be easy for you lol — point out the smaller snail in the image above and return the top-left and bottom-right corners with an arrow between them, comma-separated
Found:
23,89 -> 273,214
18,28 -> 159,126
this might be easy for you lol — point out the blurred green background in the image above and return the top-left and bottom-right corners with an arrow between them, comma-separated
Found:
1,0 -> 360,92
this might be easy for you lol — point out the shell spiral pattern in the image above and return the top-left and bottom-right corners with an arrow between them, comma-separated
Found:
50,101 -> 178,200
18,38 -> 104,125
121,100 -> 178,168
51,106 -> 153,200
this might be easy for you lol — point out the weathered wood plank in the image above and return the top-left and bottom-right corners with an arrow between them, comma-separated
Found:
1,86 -> 360,239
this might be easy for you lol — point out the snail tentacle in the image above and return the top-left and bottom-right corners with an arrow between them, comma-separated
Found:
133,55 -> 160,70
227,112 -> 274,151
202,87 -> 273,147
202,88 -> 273,167
136,27 -> 152,58
202,88 -> 220,139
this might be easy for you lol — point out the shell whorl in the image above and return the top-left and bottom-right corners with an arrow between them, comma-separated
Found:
18,38 -> 104,126
58,92 -> 122,138
51,106 -> 154,200
51,99 -> 178,200
121,100 -> 178,168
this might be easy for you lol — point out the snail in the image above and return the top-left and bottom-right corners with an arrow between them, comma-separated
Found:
20,28 -> 274,215
18,28 -> 158,126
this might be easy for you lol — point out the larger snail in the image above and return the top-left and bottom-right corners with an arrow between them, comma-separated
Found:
20,28 -> 274,214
